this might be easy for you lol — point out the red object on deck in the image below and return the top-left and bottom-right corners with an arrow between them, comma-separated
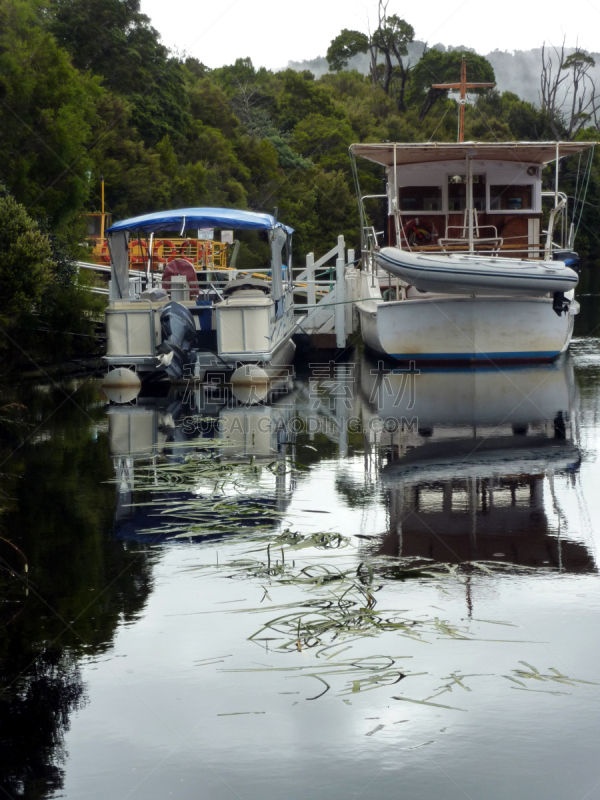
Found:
161,258 -> 199,297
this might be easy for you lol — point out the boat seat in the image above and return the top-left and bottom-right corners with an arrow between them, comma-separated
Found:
223,277 -> 271,297
439,209 -> 503,252
160,258 -> 199,297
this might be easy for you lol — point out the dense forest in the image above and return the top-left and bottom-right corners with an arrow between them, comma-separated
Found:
0,0 -> 599,356
290,43 -> 600,110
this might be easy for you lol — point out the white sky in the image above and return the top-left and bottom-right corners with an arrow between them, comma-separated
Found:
140,0 -> 600,70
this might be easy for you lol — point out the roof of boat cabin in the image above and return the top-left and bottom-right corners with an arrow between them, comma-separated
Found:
106,207 -> 294,235
350,141 -> 597,167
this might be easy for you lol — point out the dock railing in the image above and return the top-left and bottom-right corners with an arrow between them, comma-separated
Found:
293,236 -> 359,348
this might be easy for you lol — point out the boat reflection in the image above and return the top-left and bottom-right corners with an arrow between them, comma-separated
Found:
108,374 -> 297,542
358,355 -> 595,574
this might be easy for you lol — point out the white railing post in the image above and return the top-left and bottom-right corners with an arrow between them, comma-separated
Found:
345,248 -> 355,335
335,256 -> 345,348
337,234 -> 345,262
306,252 -> 315,307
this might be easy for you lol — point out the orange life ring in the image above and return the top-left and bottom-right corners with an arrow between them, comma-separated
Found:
153,239 -> 165,263
100,240 -> 110,264
403,217 -> 438,246
153,239 -> 177,263
178,239 -> 196,259
130,239 -> 148,264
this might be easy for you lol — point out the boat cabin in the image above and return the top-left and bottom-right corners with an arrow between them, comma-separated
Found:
352,142 -> 595,259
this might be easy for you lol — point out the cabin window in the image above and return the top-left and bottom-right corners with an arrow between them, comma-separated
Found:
447,174 -> 486,212
398,186 -> 442,212
86,216 -> 102,237
490,184 -> 533,211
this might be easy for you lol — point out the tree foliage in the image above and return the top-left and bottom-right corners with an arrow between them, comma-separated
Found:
49,0 -> 190,146
325,4 -> 415,110
0,192 -> 54,327
410,50 -> 496,119
0,0 -> 101,226
326,29 -> 370,72
0,188 -> 105,359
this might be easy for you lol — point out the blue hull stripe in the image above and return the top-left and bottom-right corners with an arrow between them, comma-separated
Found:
389,351 -> 560,361
378,253 -> 576,285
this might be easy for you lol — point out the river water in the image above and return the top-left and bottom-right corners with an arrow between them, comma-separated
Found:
2,270 -> 600,799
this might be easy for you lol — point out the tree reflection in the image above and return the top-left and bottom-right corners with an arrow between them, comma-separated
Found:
0,380 -> 153,798
0,651 -> 85,799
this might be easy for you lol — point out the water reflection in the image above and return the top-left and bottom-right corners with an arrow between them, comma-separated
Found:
107,355 -> 594,579
109,377 -> 297,543
4,346 -> 600,799
356,356 -> 594,575
0,381 -> 153,799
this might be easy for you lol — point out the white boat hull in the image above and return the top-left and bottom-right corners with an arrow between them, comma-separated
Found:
357,293 -> 575,363
377,248 -> 578,296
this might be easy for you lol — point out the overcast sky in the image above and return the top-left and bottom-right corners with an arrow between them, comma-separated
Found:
140,0 -> 599,70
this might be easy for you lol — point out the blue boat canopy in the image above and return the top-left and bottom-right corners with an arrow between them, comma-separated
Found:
106,207 -> 294,235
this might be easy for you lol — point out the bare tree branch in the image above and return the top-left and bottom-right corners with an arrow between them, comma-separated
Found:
540,39 -> 600,139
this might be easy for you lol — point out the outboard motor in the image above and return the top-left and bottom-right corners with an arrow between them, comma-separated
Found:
553,250 -> 580,270
158,301 -> 196,380
552,291 -> 569,317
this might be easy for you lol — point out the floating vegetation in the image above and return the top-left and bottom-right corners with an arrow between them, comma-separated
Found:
204,545 -> 535,701
274,530 -> 349,550
218,711 -> 265,717
111,439 -> 301,539
382,558 -> 556,581
503,662 -> 599,694
222,656 -> 420,701
392,696 -> 467,712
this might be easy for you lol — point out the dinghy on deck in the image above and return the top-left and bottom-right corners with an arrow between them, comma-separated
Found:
376,248 -> 579,297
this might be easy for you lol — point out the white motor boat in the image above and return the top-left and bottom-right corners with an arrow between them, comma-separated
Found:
351,141 -> 596,363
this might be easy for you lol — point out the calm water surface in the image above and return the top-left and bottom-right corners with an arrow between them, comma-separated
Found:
2,270 -> 600,799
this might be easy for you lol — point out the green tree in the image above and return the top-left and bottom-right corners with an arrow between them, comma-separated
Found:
89,94 -> 172,219
49,0 -> 190,146
0,188 -> 104,360
473,91 -> 555,140
0,0 -> 101,228
409,49 -> 496,119
326,9 -> 415,110
0,193 -> 54,329
326,29 -> 370,72
291,113 -> 355,172
371,15 -> 415,110
276,70 -> 339,132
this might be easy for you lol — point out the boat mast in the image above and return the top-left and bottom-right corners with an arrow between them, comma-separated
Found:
100,175 -> 105,243
555,141 -> 560,210
431,58 -> 495,254
466,154 -> 474,252
431,55 -> 495,143
393,143 -> 401,247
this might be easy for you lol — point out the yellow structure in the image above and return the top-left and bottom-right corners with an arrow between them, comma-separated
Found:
84,177 -> 228,271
